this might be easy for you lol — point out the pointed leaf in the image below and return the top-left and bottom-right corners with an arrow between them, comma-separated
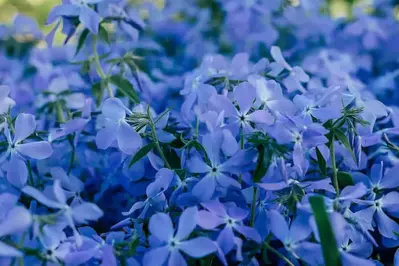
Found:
75,29 -> 90,56
309,196 -> 342,266
99,24 -> 110,44
253,145 -> 268,182
337,171 -> 354,189
109,75 -> 139,104
334,129 -> 356,162
316,147 -> 327,176
129,142 -> 155,168
91,81 -> 105,107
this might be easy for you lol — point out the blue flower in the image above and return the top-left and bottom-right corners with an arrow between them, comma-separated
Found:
143,207 -> 217,266
47,0 -> 103,35
0,193 -> 32,257
187,132 -> 255,201
22,180 -> 103,246
1,114 -> 53,187
96,98 -> 142,155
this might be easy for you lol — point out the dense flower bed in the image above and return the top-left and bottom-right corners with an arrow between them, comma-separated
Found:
1,0 -> 399,265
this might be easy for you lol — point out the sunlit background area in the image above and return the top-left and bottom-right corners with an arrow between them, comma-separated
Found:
0,0 -> 376,28
0,0 -> 57,26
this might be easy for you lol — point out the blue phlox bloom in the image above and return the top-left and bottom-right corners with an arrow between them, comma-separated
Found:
187,132 -> 255,201
49,98 -> 92,145
354,191 -> 399,239
269,115 -> 328,176
345,13 -> 387,50
22,180 -> 103,246
269,210 -> 322,265
122,168 -> 174,218
99,3 -> 145,40
64,226 -> 122,266
143,206 -> 217,266
258,157 -> 335,194
1,114 -> 53,187
292,85 -> 343,123
270,46 -> 309,93
309,211 -> 376,266
181,81 -> 216,122
298,183 -> 368,214
96,98 -> 142,155
200,111 -> 239,156
197,200 -> 261,257
352,162 -> 399,200
0,193 -> 32,257
50,167 -> 85,205
47,0 -> 104,35
248,74 -> 296,116
0,85 -> 15,115
209,82 -> 274,134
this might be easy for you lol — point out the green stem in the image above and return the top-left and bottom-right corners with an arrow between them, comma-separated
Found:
249,186 -> 258,227
55,101 -> 66,124
27,160 -> 34,186
92,36 -> 114,98
194,116 -> 200,138
238,128 -> 244,184
265,243 -> 295,266
240,129 -> 244,149
67,136 -> 75,175
330,137 -> 339,197
7,116 -> 16,134
147,107 -> 171,169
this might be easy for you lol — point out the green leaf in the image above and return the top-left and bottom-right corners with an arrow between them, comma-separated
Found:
81,60 -> 91,74
109,75 -> 140,104
99,24 -> 111,44
309,196 -> 342,266
200,256 -> 214,266
315,147 -> 327,176
337,171 -> 354,189
185,140 -> 211,166
91,81 -> 105,107
262,244 -> 271,264
129,142 -> 155,168
75,29 -> 90,56
334,128 -> 356,162
161,144 -> 181,169
253,145 -> 270,183
55,100 -> 65,123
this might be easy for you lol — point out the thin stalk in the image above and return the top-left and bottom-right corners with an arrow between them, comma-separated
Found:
240,129 -> 244,149
238,128 -> 244,183
55,100 -> 66,124
153,109 -> 170,125
67,136 -> 75,175
7,116 -> 16,134
92,36 -> 114,98
147,107 -> 171,169
194,115 -> 200,139
330,137 -> 339,197
265,243 -> 295,266
249,186 -> 258,227
27,160 -> 34,186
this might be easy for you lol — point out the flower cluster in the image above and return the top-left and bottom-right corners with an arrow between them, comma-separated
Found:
0,0 -> 399,265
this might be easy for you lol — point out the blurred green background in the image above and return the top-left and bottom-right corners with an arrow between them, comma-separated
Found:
0,0 -> 57,26
0,0 -> 362,28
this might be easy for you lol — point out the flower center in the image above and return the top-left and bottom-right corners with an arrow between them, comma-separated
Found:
72,0 -> 87,6
225,217 -> 236,227
168,239 -> 180,249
